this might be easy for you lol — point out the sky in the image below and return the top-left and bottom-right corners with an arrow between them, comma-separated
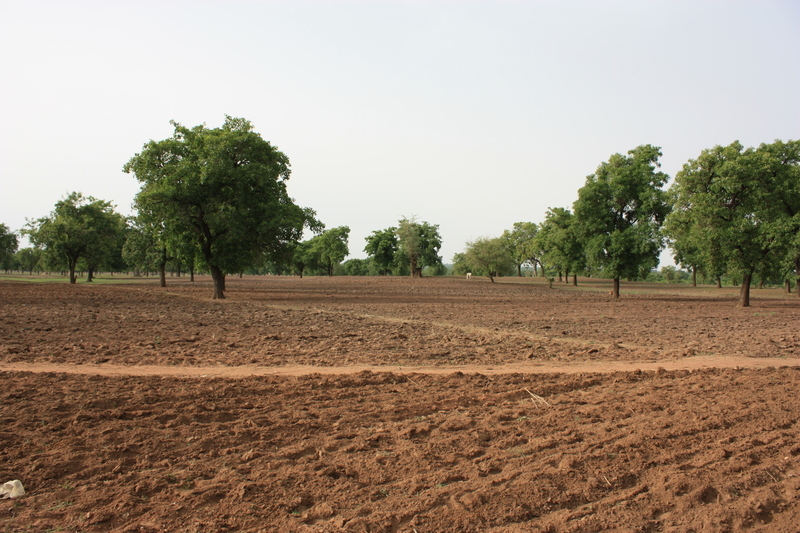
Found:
2,0 -> 798,266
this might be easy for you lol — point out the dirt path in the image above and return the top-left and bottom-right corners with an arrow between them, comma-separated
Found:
2,354 -> 798,378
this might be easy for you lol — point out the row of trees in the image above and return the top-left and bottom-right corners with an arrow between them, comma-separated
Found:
1,194 -> 128,280
457,141 -> 800,306
6,116 -> 797,307
9,118 -> 447,298
362,218 -> 444,277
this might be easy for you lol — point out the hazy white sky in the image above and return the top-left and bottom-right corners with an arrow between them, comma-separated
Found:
2,0 -> 798,265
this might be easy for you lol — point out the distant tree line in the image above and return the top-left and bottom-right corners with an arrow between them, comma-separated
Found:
6,117 -> 446,299
458,141 -> 800,306
4,118 -> 796,306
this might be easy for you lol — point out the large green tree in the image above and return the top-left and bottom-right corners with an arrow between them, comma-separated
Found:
0,224 -> 19,273
756,140 -> 800,295
501,222 -> 540,276
573,145 -> 671,299
666,140 -> 800,306
364,227 -> 399,275
124,116 -> 319,299
396,218 -> 443,278
312,226 -> 350,276
291,239 -> 318,278
535,208 -> 584,285
14,248 -> 41,275
25,192 -> 125,284
464,237 -> 515,282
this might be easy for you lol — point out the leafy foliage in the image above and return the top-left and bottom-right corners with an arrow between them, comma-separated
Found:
501,222 -> 539,276
534,208 -> 584,284
341,258 -> 370,276
14,248 -> 41,274
666,140 -> 800,306
573,145 -> 670,297
25,192 -> 126,283
397,218 -> 443,278
464,237 -> 515,282
0,224 -> 19,272
450,252 -> 470,276
124,116 -> 319,298
291,239 -> 318,278
364,227 -> 399,275
312,226 -> 350,276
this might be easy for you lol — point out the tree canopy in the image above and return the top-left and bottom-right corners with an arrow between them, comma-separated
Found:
14,247 -> 41,274
501,222 -> 539,276
124,116 -> 319,298
535,208 -> 584,285
396,218 -> 443,278
0,224 -> 19,273
573,145 -> 670,298
25,192 -> 125,284
364,227 -> 399,276
665,140 -> 800,306
312,226 -> 350,276
465,237 -> 514,282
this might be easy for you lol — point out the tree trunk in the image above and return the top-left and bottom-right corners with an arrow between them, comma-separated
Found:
572,274 -> 577,286
210,265 -> 226,299
692,267 -> 697,287
795,257 -> 800,298
86,267 -> 94,282
738,272 -> 752,307
68,258 -> 78,284
716,276 -> 722,289
758,278 -> 765,289
785,279 -> 791,293
489,273 -> 495,283
159,261 -> 167,288
410,257 -> 420,278
190,265 -> 195,282
557,271 -> 563,283
612,278 -> 620,299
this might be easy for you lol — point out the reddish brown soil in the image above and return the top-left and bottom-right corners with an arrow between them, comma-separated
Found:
1,276 -> 799,532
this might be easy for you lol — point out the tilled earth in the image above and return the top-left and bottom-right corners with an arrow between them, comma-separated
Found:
0,276 -> 799,532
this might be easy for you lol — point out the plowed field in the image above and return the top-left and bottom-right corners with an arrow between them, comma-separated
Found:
1,276 -> 798,532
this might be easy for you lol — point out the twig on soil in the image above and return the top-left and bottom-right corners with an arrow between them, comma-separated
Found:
524,388 -> 551,408
603,475 -> 612,487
